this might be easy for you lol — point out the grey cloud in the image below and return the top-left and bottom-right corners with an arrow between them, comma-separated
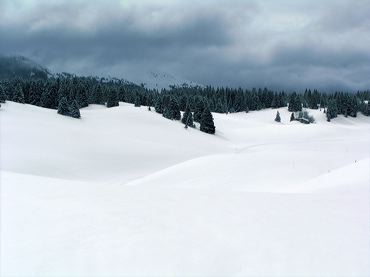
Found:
0,0 -> 369,91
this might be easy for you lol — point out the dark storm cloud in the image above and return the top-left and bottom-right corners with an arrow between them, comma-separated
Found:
1,0 -> 369,91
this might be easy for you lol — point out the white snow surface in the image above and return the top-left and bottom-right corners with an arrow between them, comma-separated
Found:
1,102 -> 369,276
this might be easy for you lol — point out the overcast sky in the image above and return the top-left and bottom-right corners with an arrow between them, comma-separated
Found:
1,0 -> 369,90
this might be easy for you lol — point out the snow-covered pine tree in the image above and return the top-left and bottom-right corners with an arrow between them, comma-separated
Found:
288,92 -> 302,112
76,84 -> 89,108
40,86 -> 54,108
0,84 -> 6,103
12,83 -> 25,103
69,100 -> 81,118
182,106 -> 195,128
200,107 -> 215,134
134,93 -> 141,107
290,113 -> 295,122
326,99 -> 338,121
193,98 -> 205,122
106,88 -> 119,108
162,106 -> 172,119
57,97 -> 70,116
275,111 -> 281,122
169,97 -> 181,120
154,97 -> 163,114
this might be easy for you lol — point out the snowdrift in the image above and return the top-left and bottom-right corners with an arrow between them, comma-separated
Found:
1,101 -> 369,276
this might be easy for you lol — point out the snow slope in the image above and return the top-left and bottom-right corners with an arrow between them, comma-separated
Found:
1,102 -> 369,276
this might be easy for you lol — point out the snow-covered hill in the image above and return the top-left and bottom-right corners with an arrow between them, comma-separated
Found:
1,102 -> 369,276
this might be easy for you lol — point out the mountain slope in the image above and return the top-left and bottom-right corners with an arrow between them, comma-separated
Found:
0,56 -> 49,80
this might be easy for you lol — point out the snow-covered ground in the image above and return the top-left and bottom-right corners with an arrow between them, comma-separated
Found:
1,101 -> 369,276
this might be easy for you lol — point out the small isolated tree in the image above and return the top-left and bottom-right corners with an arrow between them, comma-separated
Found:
290,113 -> 295,122
200,107 -> 215,134
69,100 -> 81,118
57,97 -> 70,116
182,106 -> 195,128
275,111 -> 281,122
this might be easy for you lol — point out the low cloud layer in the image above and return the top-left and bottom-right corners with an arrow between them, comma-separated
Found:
1,0 -> 369,90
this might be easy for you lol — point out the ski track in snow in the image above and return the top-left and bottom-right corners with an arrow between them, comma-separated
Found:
1,101 -> 369,276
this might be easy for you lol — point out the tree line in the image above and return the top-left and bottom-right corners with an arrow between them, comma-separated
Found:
0,76 -> 369,134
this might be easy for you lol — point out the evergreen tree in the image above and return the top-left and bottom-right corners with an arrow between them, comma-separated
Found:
69,100 -> 81,118
57,97 -> 70,116
40,87 -> 54,108
76,84 -> 89,108
106,88 -> 119,108
162,106 -> 172,119
288,92 -> 302,112
134,93 -> 141,107
154,97 -> 163,114
169,97 -> 181,120
275,111 -> 281,122
182,106 -> 195,128
200,107 -> 215,134
90,84 -> 104,105
290,113 -> 295,122
0,84 -> 6,103
359,102 -> 369,116
193,98 -> 205,122
12,83 -> 25,103
326,99 -> 338,121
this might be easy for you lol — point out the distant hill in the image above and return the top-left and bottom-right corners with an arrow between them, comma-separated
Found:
0,56 -> 49,80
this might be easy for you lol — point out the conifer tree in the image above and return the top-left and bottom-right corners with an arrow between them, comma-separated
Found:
193,98 -> 205,122
154,97 -> 163,114
12,83 -> 25,103
106,88 -> 119,108
0,84 -> 6,103
90,84 -> 104,105
360,102 -> 369,116
275,111 -> 281,122
76,84 -> 89,108
40,87 -> 54,108
162,106 -> 171,119
182,106 -> 195,128
169,97 -> 181,120
69,100 -> 81,118
290,113 -> 295,122
288,92 -> 302,112
57,97 -> 70,116
134,93 -> 141,107
200,107 -> 215,134
326,99 -> 338,121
